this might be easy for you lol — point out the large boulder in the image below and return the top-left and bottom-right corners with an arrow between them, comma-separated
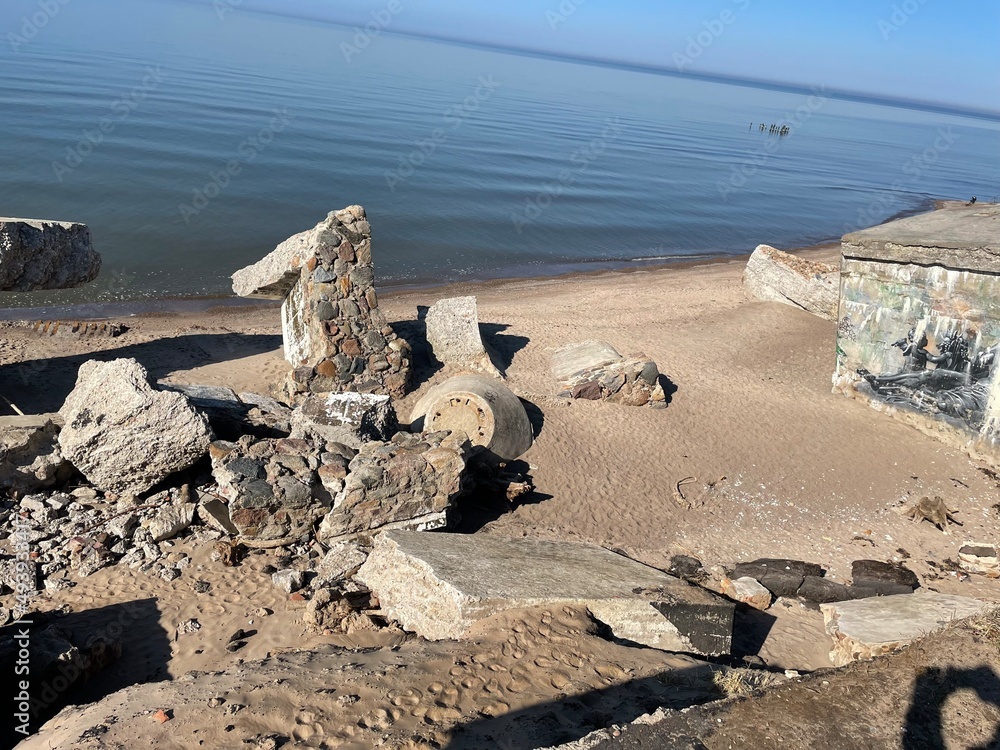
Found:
231,206 -> 412,399
0,218 -> 101,291
58,359 -> 213,495
425,295 -> 502,377
317,430 -> 468,544
357,530 -> 734,655
743,244 -> 838,320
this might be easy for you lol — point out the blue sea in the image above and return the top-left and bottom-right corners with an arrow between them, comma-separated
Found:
1,0 -> 998,307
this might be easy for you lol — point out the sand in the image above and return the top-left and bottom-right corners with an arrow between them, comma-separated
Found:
4,245 -> 1000,748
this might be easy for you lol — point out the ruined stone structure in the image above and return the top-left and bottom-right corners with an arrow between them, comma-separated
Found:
833,203 -> 1000,463
232,207 -> 412,400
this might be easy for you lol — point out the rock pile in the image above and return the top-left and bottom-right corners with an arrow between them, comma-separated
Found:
231,207 -> 412,400
551,341 -> 666,406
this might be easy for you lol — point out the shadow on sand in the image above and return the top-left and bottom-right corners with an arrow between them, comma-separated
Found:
1,598 -> 169,749
0,332 -> 281,414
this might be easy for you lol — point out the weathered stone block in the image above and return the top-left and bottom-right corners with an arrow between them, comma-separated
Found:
721,576 -> 772,610
821,593 -> 992,666
850,559 -> 918,595
425,296 -> 502,377
742,244 -> 838,320
551,341 -> 666,406
231,207 -> 411,399
291,391 -> 398,448
357,530 -> 734,655
317,431 -> 467,544
0,218 -> 101,291
58,359 -> 213,496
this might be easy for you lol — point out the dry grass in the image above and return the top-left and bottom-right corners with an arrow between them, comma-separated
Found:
711,667 -> 782,697
966,606 -> 1000,652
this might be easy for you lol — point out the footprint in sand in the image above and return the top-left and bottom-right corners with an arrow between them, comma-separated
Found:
389,688 -> 422,707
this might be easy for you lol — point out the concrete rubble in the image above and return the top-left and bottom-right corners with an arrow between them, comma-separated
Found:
959,542 -> 1000,577
231,206 -> 412,400
410,374 -> 533,462
742,244 -> 838,320
551,341 -> 666,406
357,530 -> 734,655
721,576 -> 772,610
821,592 -> 992,666
0,218 -> 102,291
58,358 -> 214,496
425,295 -> 503,377
0,414 -> 70,492
290,391 -> 398,448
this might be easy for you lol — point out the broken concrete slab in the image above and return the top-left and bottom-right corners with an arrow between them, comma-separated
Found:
425,296 -> 503,378
58,359 -> 214,496
721,576 -> 772,610
357,530 -> 734,655
821,593 -> 991,666
850,559 -> 918,595
551,341 -> 666,406
959,542 -> 999,577
742,244 -> 838,320
0,218 -> 101,291
410,374 -> 533,462
733,559 -> 823,598
232,207 -> 412,399
317,431 -> 468,544
0,414 -> 70,492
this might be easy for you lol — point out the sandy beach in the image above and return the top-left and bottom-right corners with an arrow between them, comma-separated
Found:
4,243 -> 999,749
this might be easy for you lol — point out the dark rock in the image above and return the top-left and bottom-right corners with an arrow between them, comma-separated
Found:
851,559 -> 918,595
797,575 -> 863,604
667,555 -> 708,583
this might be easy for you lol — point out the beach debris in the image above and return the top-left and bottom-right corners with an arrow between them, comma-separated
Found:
290,391 -> 398,448
271,568 -> 305,594
317,430 -> 468,544
197,493 -> 240,536
958,543 -> 999,577
58,358 -> 213,496
898,496 -> 960,533
210,436 -> 333,542
146,502 -> 196,543
0,218 -> 101,291
551,341 -> 666,407
313,541 -> 369,589
425,295 -> 504,378
850,559 -> 919,595
742,244 -> 838,320
733,559 -> 823,598
231,206 -> 412,400
17,320 -> 127,338
409,374 -> 533,462
0,414 -> 70,492
672,476 -> 698,509
721,576 -> 772,610
667,554 -> 708,584
821,593 -> 991,666
357,530 -> 735,655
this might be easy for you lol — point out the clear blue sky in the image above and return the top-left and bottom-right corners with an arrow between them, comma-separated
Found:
184,0 -> 998,112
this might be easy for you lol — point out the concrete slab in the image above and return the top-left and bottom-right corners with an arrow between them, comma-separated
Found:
425,296 -> 502,378
843,203 -> 1000,272
821,592 -> 992,666
356,530 -> 733,655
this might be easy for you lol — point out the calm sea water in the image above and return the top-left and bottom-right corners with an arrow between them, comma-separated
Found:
1,0 -> 998,307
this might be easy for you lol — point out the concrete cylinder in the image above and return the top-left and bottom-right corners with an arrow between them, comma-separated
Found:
410,375 -> 533,462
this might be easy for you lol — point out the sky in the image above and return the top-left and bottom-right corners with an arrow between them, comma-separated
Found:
167,0 -> 999,113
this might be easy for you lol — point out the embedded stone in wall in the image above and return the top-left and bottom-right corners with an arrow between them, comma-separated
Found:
832,203 -> 1000,464
551,341 -> 666,407
317,430 -> 468,544
231,206 -> 412,399
743,244 -> 838,320
425,295 -> 503,378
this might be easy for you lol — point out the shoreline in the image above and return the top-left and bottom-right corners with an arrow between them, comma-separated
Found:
0,197 -> 952,322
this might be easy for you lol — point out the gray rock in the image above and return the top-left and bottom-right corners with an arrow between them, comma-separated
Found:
197,495 -> 240,536
147,503 -> 196,542
313,541 -> 369,589
821,593 -> 991,666
272,568 -> 305,594
357,530 -> 734,655
742,244 -> 838,320
58,359 -> 214,495
425,296 -> 503,378
0,414 -> 70,491
409,375 -> 533,462
0,218 -> 101,291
